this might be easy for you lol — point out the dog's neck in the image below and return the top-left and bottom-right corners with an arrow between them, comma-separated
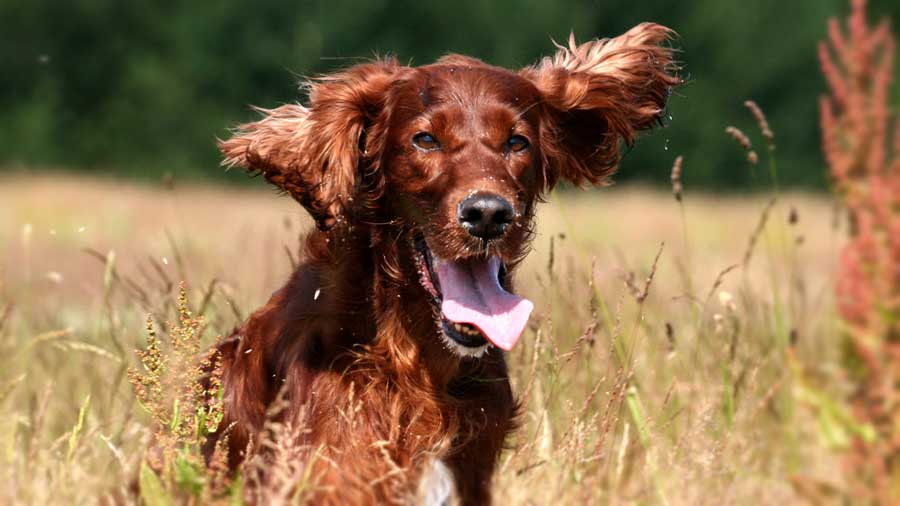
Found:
368,224 -> 473,387
298,225 -> 478,389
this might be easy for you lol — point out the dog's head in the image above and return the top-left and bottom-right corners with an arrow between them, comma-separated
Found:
221,23 -> 680,357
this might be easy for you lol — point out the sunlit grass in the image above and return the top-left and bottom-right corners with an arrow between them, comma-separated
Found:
0,173 -> 848,504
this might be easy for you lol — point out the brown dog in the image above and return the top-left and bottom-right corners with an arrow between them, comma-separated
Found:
212,23 -> 679,505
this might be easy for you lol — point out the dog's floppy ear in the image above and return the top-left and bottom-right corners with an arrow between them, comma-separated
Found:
219,59 -> 399,230
521,23 -> 681,190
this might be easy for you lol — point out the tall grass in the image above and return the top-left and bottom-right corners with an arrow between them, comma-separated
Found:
0,173 -> 846,504
2,1 -> 895,499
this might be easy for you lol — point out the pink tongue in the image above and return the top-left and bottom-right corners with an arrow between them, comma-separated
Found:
435,256 -> 534,351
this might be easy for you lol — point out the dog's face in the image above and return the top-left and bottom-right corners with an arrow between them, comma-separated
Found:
220,23 -> 680,357
378,60 -> 545,356
383,60 -> 543,262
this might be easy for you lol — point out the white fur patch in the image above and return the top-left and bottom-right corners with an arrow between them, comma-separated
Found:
439,330 -> 491,359
417,458 -> 456,506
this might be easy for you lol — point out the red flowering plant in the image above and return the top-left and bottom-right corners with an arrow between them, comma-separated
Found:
819,0 -> 900,500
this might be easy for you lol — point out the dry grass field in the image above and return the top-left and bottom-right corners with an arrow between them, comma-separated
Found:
0,173 -> 851,504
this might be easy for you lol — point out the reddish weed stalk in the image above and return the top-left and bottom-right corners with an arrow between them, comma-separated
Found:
128,283 -> 230,503
819,0 -> 900,500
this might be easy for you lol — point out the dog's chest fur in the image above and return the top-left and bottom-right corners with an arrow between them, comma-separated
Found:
417,458 -> 456,506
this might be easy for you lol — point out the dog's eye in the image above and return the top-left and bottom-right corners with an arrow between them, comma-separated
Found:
505,135 -> 529,153
412,132 -> 440,151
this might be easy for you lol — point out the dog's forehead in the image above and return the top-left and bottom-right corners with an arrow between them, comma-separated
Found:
407,60 -> 539,111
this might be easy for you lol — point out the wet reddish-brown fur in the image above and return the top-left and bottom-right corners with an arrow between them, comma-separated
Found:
211,23 -> 679,505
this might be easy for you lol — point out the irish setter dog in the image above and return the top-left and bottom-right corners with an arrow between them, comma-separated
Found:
211,23 -> 679,505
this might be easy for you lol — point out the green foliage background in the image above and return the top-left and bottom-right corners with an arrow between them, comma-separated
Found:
2,0 -> 898,188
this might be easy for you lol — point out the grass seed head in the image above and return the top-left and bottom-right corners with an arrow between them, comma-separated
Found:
725,126 -> 753,151
744,100 -> 775,144
670,156 -> 684,202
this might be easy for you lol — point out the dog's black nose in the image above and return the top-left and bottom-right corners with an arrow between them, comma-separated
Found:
458,193 -> 514,240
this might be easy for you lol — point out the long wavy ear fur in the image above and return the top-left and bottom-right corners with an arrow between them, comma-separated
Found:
219,58 -> 399,230
521,23 -> 681,190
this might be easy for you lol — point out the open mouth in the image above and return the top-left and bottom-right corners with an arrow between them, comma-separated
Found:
412,234 -> 534,356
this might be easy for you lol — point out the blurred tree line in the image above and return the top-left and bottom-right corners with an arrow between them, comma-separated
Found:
2,0 -> 898,189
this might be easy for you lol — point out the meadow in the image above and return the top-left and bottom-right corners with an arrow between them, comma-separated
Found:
0,172 -> 852,504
